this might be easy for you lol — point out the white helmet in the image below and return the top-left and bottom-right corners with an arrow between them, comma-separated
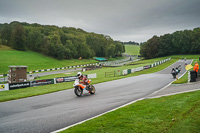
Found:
77,72 -> 82,77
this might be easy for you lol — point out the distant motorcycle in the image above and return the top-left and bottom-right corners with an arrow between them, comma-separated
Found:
171,65 -> 181,79
171,71 -> 177,78
73,79 -> 95,97
171,68 -> 177,79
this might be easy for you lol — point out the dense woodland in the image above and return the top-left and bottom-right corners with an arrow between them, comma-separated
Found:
0,21 -> 125,59
140,27 -> 200,59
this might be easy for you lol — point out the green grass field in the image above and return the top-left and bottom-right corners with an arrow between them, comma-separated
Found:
124,44 -> 140,55
0,45 -> 98,74
62,90 -> 200,133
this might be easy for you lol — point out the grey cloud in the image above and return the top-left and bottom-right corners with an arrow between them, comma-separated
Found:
0,0 -> 200,42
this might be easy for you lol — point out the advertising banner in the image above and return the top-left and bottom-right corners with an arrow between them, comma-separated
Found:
144,65 -> 151,69
87,73 -> 97,78
131,68 -> 135,73
0,84 -> 9,91
56,76 -> 78,83
135,67 -> 144,72
9,82 -> 31,90
127,69 -> 131,74
31,79 -> 54,87
123,69 -> 128,75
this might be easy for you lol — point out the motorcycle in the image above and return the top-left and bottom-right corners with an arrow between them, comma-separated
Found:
171,68 -> 177,79
171,71 -> 177,79
73,79 -> 95,97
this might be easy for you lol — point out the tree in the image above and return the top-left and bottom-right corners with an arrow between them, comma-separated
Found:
0,23 -> 12,45
141,36 -> 159,59
157,34 -> 172,56
114,41 -> 124,55
11,24 -> 26,50
106,44 -> 116,58
26,28 -> 43,52
48,33 -> 65,59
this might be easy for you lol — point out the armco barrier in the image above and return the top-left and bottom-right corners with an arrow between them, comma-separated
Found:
122,57 -> 171,76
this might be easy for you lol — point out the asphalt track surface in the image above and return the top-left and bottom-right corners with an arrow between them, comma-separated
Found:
0,60 -> 192,133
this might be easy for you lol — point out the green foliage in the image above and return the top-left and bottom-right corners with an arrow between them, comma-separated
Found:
0,21 -> 124,59
124,44 -> 140,55
140,27 -> 200,59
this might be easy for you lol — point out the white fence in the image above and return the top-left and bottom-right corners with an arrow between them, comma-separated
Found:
122,58 -> 171,76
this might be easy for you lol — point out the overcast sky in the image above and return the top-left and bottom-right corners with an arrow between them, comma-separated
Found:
0,0 -> 200,43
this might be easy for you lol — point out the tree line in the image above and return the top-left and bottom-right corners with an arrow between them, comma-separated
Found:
140,27 -> 200,59
123,41 -> 139,45
0,21 -> 125,60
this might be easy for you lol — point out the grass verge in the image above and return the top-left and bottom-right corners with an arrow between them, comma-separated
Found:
61,90 -> 200,133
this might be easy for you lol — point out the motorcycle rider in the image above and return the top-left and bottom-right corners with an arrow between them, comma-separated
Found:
77,72 -> 90,91
178,64 -> 182,72
171,67 -> 178,79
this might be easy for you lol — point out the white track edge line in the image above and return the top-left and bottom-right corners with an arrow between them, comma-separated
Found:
147,88 -> 200,99
51,97 -> 145,133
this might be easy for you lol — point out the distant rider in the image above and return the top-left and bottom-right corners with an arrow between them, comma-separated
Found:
171,68 -> 178,79
171,68 -> 176,74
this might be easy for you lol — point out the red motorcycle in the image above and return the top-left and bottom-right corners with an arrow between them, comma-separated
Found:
73,79 -> 95,97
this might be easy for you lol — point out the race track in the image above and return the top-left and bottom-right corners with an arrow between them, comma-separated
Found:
0,60 -> 192,133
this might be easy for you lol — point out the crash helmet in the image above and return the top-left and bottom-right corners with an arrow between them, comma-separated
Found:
77,72 -> 82,78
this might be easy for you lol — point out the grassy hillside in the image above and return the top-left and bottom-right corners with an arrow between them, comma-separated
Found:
0,45 -> 97,74
124,44 -> 140,55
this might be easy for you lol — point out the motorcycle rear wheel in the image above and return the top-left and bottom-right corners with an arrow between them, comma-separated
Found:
74,87 -> 83,97
90,85 -> 95,94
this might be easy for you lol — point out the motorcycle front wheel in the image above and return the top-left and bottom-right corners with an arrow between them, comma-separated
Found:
90,85 -> 95,94
74,87 -> 83,97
